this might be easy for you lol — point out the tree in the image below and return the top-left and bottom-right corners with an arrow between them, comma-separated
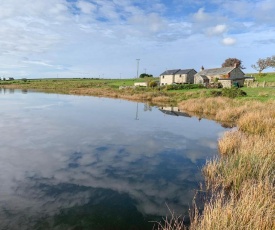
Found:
139,73 -> 153,78
222,58 -> 245,69
251,57 -> 273,74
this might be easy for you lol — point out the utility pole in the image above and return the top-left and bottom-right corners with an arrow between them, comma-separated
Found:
136,59 -> 140,78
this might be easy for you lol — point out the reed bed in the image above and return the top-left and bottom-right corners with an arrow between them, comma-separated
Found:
238,110 -> 275,135
190,180 -> 275,230
204,131 -> 275,192
163,98 -> 275,230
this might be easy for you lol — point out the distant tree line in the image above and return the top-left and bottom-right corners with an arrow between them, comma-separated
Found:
139,73 -> 153,78
251,56 -> 275,74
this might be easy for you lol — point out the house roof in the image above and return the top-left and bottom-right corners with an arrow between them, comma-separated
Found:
160,69 -> 181,75
195,67 -> 236,77
177,69 -> 196,74
160,69 -> 195,75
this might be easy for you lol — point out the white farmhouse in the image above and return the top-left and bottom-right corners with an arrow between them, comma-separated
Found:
159,69 -> 197,85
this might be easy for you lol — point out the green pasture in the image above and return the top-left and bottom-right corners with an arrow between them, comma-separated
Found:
247,72 -> 275,82
1,73 -> 274,102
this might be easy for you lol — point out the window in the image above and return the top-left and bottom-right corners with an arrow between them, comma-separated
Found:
162,76 -> 165,79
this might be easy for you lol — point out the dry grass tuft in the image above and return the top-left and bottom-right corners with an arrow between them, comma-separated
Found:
217,130 -> 242,155
204,131 -> 275,192
152,96 -> 171,103
238,110 -> 275,136
152,206 -> 187,230
190,180 -> 275,230
178,97 -> 233,115
177,98 -> 275,230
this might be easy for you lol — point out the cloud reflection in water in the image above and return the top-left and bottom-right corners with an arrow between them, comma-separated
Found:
0,90 -> 229,229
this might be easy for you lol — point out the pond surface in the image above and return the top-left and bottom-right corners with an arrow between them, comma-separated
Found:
0,89 -> 229,230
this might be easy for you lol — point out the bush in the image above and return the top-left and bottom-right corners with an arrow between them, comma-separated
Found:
210,88 -> 247,98
210,90 -> 222,97
207,82 -> 223,88
166,84 -> 205,90
149,81 -> 158,88
221,88 -> 247,98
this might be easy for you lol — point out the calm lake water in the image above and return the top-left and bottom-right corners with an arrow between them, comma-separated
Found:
0,89 -> 229,230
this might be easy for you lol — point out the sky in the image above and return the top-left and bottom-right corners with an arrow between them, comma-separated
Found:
0,0 -> 275,79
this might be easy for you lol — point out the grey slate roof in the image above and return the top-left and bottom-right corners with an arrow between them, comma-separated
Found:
177,69 -> 196,74
195,67 -> 235,76
160,69 -> 194,75
160,69 -> 180,75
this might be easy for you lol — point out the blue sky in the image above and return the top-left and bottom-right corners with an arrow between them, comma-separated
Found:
0,0 -> 275,79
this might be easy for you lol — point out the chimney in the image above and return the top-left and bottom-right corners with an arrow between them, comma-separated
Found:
201,66 -> 204,71
234,63 -> 238,68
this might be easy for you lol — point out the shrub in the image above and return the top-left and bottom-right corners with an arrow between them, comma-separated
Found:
221,88 -> 247,98
207,82 -> 223,88
210,88 -> 247,98
210,90 -> 222,97
166,84 -> 205,90
149,81 -> 158,88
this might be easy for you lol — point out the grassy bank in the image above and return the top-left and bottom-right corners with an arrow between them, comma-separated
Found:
0,78 -> 178,104
155,98 -> 275,230
157,98 -> 275,229
1,73 -> 275,102
1,74 -> 275,229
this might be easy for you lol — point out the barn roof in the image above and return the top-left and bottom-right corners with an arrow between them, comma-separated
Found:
195,67 -> 235,76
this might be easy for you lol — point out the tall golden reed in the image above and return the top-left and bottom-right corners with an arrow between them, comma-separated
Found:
162,98 -> 275,230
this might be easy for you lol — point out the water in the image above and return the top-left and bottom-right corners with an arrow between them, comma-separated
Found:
0,89 -> 229,230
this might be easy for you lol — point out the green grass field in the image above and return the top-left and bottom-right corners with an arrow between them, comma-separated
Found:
246,72 -> 275,82
1,73 -> 274,102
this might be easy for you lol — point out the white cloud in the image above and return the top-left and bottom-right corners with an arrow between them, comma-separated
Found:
0,0 -> 274,77
193,8 -> 210,21
222,37 -> 237,46
76,1 -> 97,14
206,24 -> 227,36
